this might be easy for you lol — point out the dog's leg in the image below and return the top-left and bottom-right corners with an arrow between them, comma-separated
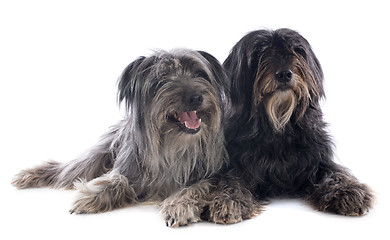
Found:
204,174 -> 262,224
12,135 -> 115,189
70,170 -> 137,214
307,163 -> 374,216
12,160 -> 65,189
12,148 -> 113,190
160,179 -> 213,227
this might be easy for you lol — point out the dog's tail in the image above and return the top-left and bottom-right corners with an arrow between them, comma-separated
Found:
12,131 -> 116,190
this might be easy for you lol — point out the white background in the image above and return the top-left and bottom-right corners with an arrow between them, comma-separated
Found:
1,0 -> 389,239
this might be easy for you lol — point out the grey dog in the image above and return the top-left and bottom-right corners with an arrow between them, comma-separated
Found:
12,49 -> 242,227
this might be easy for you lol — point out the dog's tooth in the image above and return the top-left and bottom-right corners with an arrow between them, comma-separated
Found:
184,121 -> 188,128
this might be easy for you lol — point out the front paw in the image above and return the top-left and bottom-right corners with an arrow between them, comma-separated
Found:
205,197 -> 261,224
161,199 -> 202,227
323,183 -> 374,216
310,173 -> 374,216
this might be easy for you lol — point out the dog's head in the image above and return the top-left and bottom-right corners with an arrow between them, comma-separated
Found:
117,49 -> 227,139
224,28 -> 324,132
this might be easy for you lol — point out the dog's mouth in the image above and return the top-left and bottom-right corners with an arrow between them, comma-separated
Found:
170,111 -> 201,134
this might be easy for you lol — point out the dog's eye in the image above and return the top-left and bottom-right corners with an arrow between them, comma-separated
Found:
294,47 -> 306,59
193,70 -> 209,80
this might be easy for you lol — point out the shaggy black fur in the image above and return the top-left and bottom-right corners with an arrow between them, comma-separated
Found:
221,28 -> 374,217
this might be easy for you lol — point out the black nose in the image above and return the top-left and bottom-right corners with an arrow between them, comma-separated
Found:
275,69 -> 293,83
185,94 -> 203,108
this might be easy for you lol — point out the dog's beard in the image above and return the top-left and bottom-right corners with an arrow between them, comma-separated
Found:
265,89 -> 297,132
254,72 -> 311,132
147,106 -> 222,184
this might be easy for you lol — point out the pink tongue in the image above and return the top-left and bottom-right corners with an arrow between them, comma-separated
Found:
178,111 -> 201,129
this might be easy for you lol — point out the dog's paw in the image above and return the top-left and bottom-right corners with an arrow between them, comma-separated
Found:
206,197 -> 261,224
11,161 -> 61,189
161,200 -> 202,227
323,183 -> 374,216
69,173 -> 136,214
69,180 -> 115,214
11,171 -> 37,189
310,173 -> 375,216
69,191 -> 105,214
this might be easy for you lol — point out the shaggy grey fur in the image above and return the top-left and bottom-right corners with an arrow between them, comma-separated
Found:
12,49 -> 233,226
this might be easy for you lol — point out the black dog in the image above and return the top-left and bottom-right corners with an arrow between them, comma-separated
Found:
220,28 -> 374,218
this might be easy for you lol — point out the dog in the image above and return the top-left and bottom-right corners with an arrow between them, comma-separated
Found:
218,28 -> 374,219
12,49 -> 231,227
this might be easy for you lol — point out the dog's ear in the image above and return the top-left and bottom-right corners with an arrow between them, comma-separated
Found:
197,51 -> 226,81
117,56 -> 157,112
223,30 -> 269,107
197,51 -> 229,90
288,29 -> 325,101
306,46 -> 325,100
197,50 -> 230,116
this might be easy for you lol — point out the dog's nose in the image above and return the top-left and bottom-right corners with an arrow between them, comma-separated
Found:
275,69 -> 293,83
185,94 -> 203,108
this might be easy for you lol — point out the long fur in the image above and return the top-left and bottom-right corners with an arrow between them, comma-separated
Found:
12,49 -> 231,226
218,28 -> 374,220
